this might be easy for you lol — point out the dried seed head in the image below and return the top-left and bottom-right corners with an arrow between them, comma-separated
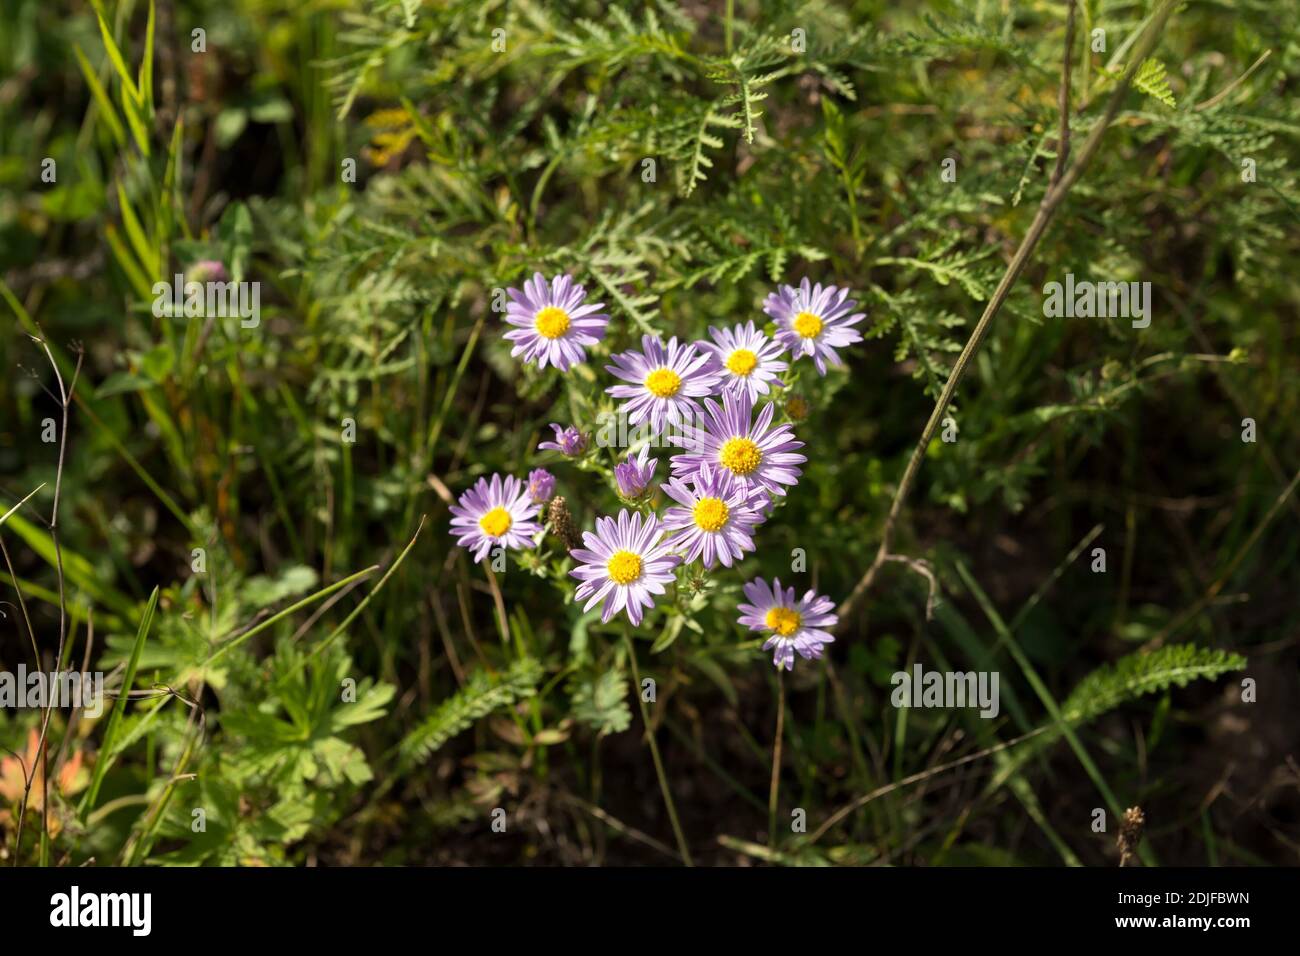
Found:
1118,806 -> 1145,867
547,496 -> 582,552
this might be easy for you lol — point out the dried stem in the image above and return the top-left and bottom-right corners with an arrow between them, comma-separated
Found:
808,725 -> 1053,844
14,334 -> 83,865
837,0 -> 1177,629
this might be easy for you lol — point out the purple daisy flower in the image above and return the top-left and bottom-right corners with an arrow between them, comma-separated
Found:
503,272 -> 609,371
614,445 -> 658,499
737,577 -> 838,670
449,474 -> 543,564
697,321 -> 788,403
660,464 -> 762,569
538,423 -> 588,457
669,391 -> 806,498
569,510 -> 680,626
527,468 -> 556,503
605,335 -> 720,433
748,488 -> 775,524
763,278 -> 866,375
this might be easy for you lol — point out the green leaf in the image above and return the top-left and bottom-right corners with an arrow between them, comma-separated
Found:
988,644 -> 1245,796
73,44 -> 126,147
82,587 -> 160,812
1134,58 -> 1177,108
399,658 -> 543,765
96,371 -> 157,398
332,683 -> 397,730
250,97 -> 294,124
649,613 -> 684,654
89,0 -> 141,105
117,183 -> 156,276
1061,644 -> 1245,723
141,343 -> 175,382
87,0 -> 151,154
215,109 -> 249,148
138,0 -> 155,109
571,668 -> 632,736
1,511 -> 136,616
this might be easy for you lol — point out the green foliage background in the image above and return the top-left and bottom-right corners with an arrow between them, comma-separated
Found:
0,0 -> 1296,865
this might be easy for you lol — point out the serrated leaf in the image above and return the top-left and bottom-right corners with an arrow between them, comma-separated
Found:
571,668 -> 632,736
1134,58 -> 1177,109
1061,644 -> 1245,723
399,658 -> 543,764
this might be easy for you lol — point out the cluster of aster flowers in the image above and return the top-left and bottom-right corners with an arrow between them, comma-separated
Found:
450,272 -> 864,670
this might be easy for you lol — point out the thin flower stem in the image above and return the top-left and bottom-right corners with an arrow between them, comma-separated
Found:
838,0 -> 1178,628
768,668 -> 785,850
17,336 -> 81,866
623,630 -> 694,866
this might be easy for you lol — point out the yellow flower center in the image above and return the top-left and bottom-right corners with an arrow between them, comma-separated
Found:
606,550 -> 643,585
765,607 -> 802,637
644,368 -> 683,398
691,497 -> 730,532
793,311 -> 823,339
534,306 -> 571,339
725,348 -> 759,376
718,437 -> 762,476
479,507 -> 512,538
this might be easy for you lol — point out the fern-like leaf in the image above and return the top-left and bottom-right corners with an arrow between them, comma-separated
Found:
1134,58 -> 1177,109
398,658 -> 543,765
1061,644 -> 1245,724
988,645 -> 1244,793
678,105 -> 744,197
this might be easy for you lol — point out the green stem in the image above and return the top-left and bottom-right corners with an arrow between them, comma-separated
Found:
768,668 -> 785,850
955,560 -> 1157,866
623,630 -> 693,866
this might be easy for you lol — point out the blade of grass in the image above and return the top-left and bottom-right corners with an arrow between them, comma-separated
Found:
954,559 -> 1158,866
81,587 -> 159,812
88,0 -> 141,103
1,512 -> 136,618
0,484 -> 46,529
302,516 -> 427,667
73,44 -> 127,147
73,395 -> 195,535
116,182 -> 158,277
921,631 -> 1080,866
201,562 -> 381,671
138,0 -> 156,109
